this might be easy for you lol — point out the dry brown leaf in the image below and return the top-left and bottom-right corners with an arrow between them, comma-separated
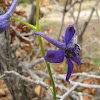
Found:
34,86 -> 40,95
41,88 -> 46,98
83,78 -> 94,84
83,89 -> 91,100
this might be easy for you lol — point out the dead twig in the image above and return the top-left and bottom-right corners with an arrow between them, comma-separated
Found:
60,84 -> 78,100
57,0 -> 78,41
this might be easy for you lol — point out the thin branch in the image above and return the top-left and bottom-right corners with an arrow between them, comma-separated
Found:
57,0 -> 78,41
55,74 -> 100,89
34,70 -> 50,79
78,92 -> 83,100
60,84 -> 78,100
22,31 -> 33,36
28,57 -> 44,68
11,42 -> 29,52
82,38 -> 100,49
80,0 -> 100,37
95,5 -> 100,22
75,0 -> 83,24
11,26 -> 33,42
19,58 -> 44,69
75,0 -> 83,34
70,81 -> 100,89
0,74 -> 6,79
57,0 -> 68,41
4,71 -> 48,89
71,72 -> 100,79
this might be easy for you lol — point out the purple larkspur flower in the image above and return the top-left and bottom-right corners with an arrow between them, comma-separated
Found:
33,24 -> 84,83
0,0 -> 17,34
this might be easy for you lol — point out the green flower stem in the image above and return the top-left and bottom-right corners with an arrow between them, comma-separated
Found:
12,0 -> 56,99
45,61 -> 56,100
11,18 -> 37,31
36,0 -> 40,31
36,0 -> 56,100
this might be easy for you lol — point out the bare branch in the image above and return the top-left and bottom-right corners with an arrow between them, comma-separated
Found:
72,72 -> 100,79
60,84 -> 78,100
57,0 -> 78,41
28,58 -> 44,68
4,71 -> 48,89
11,26 -> 33,42
95,5 -> 100,22
82,38 -> 100,49
75,0 -> 83,25
54,74 -> 100,89
19,58 -> 44,69
34,70 -> 50,79
57,0 -> 68,41
0,74 -> 6,79
11,42 -> 29,52
70,81 -> 100,89
75,0 -> 83,34
22,31 -> 33,36
80,0 -> 100,37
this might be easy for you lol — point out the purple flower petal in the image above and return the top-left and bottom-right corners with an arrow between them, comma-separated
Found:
0,16 -> 10,34
0,15 -> 9,21
6,0 -> 18,15
71,56 -> 84,66
61,36 -> 65,43
0,0 -> 17,17
44,50 -> 65,63
0,21 -> 10,33
65,24 -> 75,46
0,0 -> 17,34
33,32 -> 66,49
66,58 -> 74,84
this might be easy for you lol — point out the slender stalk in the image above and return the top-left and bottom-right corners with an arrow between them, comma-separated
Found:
12,0 -> 56,99
11,18 -> 37,31
36,0 -> 56,100
45,61 -> 56,100
36,0 -> 40,31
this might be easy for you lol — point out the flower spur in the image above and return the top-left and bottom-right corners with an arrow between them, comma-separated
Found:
0,0 -> 17,34
33,24 -> 83,83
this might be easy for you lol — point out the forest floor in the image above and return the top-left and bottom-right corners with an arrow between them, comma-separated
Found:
1,0 -> 100,100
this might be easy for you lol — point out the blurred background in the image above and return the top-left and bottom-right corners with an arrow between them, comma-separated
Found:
16,0 -> 100,66
0,0 -> 100,100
